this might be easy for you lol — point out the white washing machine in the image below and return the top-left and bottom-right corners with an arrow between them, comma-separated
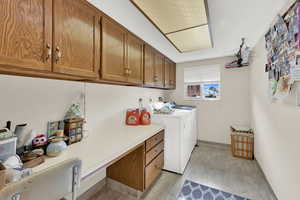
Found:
152,108 -> 198,174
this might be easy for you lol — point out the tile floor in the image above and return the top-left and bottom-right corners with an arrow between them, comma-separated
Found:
89,142 -> 277,200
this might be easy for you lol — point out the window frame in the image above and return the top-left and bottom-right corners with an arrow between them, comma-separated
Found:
184,81 -> 221,101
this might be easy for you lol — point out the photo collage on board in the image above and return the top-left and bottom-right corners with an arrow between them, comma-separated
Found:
265,2 -> 299,100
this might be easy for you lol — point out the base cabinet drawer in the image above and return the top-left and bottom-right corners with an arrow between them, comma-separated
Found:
145,141 -> 164,166
146,131 -> 164,152
145,152 -> 164,189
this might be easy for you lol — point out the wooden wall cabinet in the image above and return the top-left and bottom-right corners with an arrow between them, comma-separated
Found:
0,0 -> 100,79
102,17 -> 127,82
164,58 -> 176,89
52,0 -> 100,78
143,45 -> 165,88
0,0 -> 175,90
170,61 -> 176,89
154,52 -> 164,88
102,17 -> 144,84
164,58 -> 171,88
0,0 -> 53,72
127,34 -> 144,85
107,131 -> 164,192
143,45 -> 155,87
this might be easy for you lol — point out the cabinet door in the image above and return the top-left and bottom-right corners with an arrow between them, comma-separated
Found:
154,52 -> 164,88
127,34 -> 143,85
102,17 -> 127,82
170,62 -> 176,89
145,152 -> 164,189
0,0 -> 52,71
53,0 -> 100,78
144,45 -> 155,87
164,58 -> 171,88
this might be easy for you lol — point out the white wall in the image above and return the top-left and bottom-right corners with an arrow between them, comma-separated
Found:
249,36 -> 300,199
0,75 -> 168,134
171,57 -> 250,144
0,74 -> 169,194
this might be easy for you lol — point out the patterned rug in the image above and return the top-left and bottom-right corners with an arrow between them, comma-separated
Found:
177,180 -> 250,200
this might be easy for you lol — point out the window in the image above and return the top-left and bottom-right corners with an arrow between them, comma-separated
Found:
184,65 -> 220,100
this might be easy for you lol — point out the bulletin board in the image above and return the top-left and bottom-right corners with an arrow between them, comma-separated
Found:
265,1 -> 300,101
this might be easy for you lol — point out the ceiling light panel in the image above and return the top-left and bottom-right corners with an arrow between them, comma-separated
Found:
131,0 -> 207,34
167,25 -> 212,52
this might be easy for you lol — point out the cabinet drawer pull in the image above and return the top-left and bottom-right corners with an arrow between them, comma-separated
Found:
55,46 -> 62,63
124,68 -> 130,76
44,44 -> 52,63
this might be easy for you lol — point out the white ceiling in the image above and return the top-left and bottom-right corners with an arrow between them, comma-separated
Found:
88,0 -> 290,63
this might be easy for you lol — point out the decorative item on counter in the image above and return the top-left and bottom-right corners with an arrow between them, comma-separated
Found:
46,130 -> 67,157
126,109 -> 140,126
22,156 -> 45,169
47,120 -> 64,138
0,128 -> 14,140
14,123 -> 29,148
46,140 -> 67,157
16,130 -> 39,157
2,155 -> 23,169
21,149 -> 44,162
64,119 -> 84,145
32,135 -> 48,148
0,137 -> 17,161
5,121 -> 11,130
64,103 -> 82,120
140,108 -> 151,125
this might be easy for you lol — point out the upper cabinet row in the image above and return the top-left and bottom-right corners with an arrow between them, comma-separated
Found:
0,0 -> 176,89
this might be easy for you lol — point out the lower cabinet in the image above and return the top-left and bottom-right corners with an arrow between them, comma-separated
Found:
145,151 -> 164,189
107,130 -> 164,192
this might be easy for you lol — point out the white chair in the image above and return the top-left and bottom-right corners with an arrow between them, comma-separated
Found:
0,158 -> 82,200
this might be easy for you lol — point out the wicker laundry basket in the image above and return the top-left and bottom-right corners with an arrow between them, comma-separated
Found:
230,126 -> 254,160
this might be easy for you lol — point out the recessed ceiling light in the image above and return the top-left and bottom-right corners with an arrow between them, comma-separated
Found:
167,25 -> 212,52
131,0 -> 213,53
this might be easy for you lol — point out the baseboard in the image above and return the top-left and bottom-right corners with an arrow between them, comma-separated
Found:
198,140 -> 230,148
255,159 -> 278,200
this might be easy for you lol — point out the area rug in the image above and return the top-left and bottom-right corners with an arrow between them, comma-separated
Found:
177,180 -> 250,200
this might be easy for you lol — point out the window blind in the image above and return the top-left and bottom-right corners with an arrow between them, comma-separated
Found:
184,65 -> 220,83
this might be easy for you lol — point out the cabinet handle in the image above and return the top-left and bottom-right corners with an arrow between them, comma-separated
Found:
128,69 -> 132,75
55,46 -> 62,63
44,44 -> 52,63
124,68 -> 129,76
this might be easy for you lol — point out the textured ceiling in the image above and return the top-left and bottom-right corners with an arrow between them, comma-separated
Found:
167,25 -> 212,52
88,0 -> 291,63
131,0 -> 211,52
131,0 -> 207,34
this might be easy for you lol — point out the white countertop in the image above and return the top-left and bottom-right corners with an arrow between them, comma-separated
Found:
33,123 -> 163,179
